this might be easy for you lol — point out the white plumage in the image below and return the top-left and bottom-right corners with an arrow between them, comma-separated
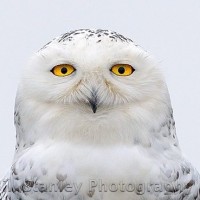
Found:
0,29 -> 199,200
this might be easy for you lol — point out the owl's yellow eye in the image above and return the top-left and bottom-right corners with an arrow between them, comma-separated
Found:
110,64 -> 135,76
51,64 -> 76,77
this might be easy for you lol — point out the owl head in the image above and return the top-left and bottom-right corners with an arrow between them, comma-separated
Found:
16,29 -> 173,146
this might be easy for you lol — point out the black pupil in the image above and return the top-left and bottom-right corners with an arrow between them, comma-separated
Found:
61,67 -> 68,74
118,67 -> 125,74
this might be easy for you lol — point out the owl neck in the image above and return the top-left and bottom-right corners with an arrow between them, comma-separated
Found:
15,98 -> 180,155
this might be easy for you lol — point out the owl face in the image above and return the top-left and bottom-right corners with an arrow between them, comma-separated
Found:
21,30 -> 168,115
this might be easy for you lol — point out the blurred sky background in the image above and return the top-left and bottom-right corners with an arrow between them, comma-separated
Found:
0,0 -> 200,177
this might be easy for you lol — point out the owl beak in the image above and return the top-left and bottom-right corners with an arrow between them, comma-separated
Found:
89,100 -> 97,113
88,89 -> 98,113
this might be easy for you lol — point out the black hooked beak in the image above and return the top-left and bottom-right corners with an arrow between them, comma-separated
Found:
88,89 -> 98,113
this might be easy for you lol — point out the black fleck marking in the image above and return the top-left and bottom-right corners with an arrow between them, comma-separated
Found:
165,185 -> 180,193
88,190 -> 95,197
14,111 -> 21,126
185,180 -> 195,189
57,181 -> 68,192
11,165 -> 17,176
40,41 -> 53,50
25,180 -> 34,188
176,171 -> 179,180
56,173 -> 67,181
109,36 -> 116,39
181,166 -> 191,175
45,29 -> 135,46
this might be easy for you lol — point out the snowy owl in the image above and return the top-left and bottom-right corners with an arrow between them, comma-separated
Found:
0,29 -> 200,200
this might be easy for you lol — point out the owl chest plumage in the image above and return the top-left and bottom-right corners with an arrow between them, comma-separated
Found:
7,141 -> 185,200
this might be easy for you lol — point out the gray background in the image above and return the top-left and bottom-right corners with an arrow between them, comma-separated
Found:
0,0 -> 200,178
